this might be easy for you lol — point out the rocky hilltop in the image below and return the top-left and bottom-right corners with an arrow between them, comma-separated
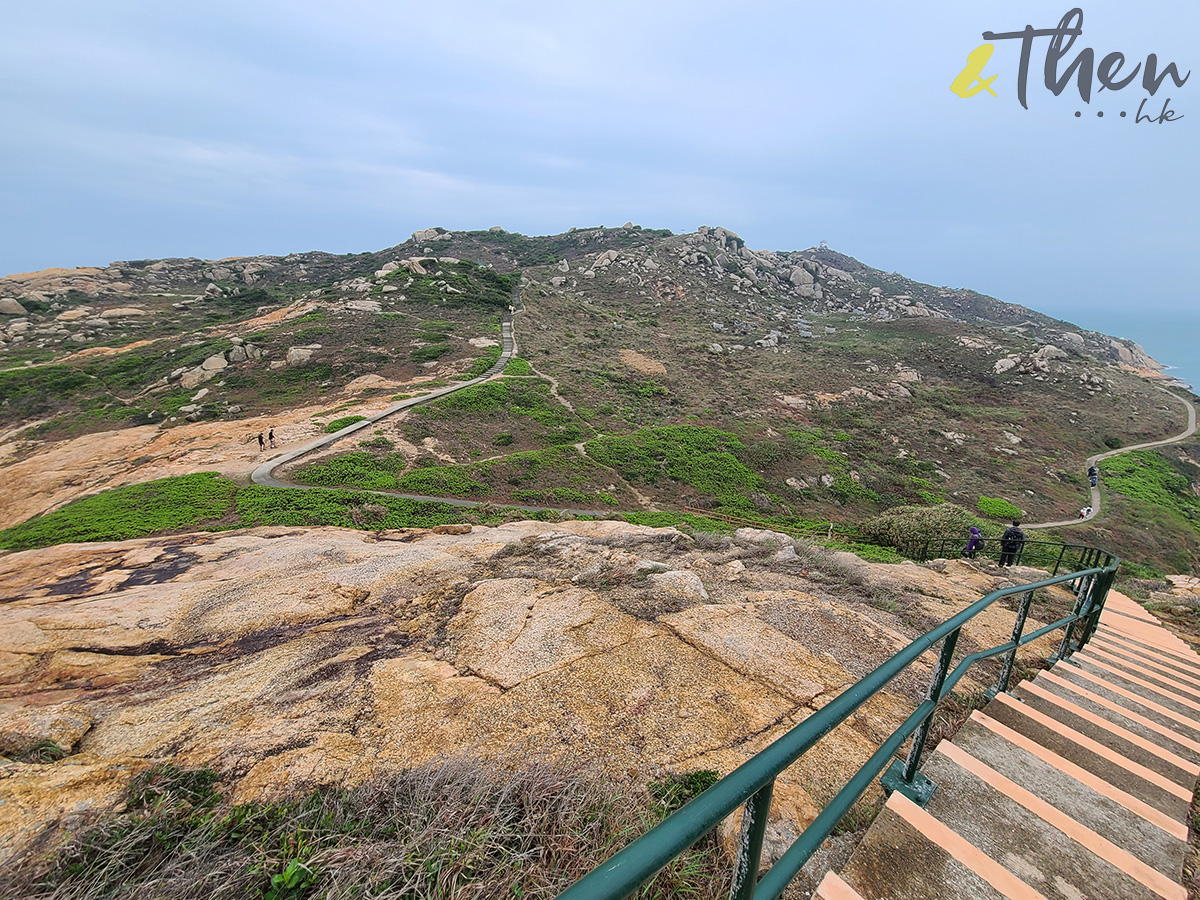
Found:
2,518 -> 1087,867
0,224 -> 1170,379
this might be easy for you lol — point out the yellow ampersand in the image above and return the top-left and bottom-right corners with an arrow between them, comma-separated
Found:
951,43 -> 998,97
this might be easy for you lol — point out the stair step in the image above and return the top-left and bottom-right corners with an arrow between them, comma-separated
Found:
1067,656 -> 1200,728
1034,669 -> 1200,764
1078,648 -> 1200,706
1099,638 -> 1200,681
815,871 -> 868,900
840,793 -> 1031,899
1048,665 -> 1200,744
1094,633 -> 1200,674
1010,681 -> 1200,787
1097,614 -> 1195,656
821,593 -> 1196,900
1102,603 -> 1160,625
920,742 -> 1184,900
982,693 -> 1191,821
951,715 -> 1187,875
1093,637 -> 1200,686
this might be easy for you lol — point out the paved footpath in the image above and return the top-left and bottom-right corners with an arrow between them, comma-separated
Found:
815,590 -> 1199,900
1030,385 -> 1197,530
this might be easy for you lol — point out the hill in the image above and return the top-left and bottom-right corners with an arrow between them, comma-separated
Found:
1,224 -> 1198,571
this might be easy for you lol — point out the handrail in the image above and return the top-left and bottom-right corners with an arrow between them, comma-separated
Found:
555,546 -> 1118,900
902,535 -> 1106,575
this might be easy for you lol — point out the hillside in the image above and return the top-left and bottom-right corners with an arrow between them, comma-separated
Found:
2,224 -> 1198,571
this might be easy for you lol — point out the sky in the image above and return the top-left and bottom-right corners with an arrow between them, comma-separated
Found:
2,1 -> 1197,385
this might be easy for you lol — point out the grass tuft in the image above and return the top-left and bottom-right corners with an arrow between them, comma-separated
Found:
2,758 -> 728,900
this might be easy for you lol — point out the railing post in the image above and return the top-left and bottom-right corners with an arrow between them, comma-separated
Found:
730,781 -> 774,900
881,627 -> 960,806
989,589 -> 1035,698
1055,572 -> 1094,662
1052,543 -> 1067,576
1078,567 -> 1116,651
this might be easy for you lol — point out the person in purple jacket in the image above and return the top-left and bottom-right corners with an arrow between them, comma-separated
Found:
962,526 -> 984,559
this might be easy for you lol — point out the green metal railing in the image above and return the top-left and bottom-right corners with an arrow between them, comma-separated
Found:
555,544 -> 1119,900
902,536 -> 1105,575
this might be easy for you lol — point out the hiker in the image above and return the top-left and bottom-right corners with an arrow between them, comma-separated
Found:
1083,505 -> 1093,517
269,427 -> 276,448
257,432 -> 265,452
962,526 -> 983,559
1078,507 -> 1087,519
998,521 -> 1025,567
1088,465 -> 1098,487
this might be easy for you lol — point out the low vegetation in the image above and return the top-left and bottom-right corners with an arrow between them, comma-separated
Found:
0,473 -> 238,551
0,474 -> 516,551
976,496 -> 1024,520
1093,448 -> 1200,573
1,759 -> 727,900
585,425 -> 761,513
323,415 -> 367,433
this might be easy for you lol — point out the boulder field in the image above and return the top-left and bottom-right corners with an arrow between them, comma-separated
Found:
0,520 -> 1078,865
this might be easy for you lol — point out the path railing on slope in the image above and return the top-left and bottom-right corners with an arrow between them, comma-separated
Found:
901,535 -> 1108,575
555,544 -> 1120,900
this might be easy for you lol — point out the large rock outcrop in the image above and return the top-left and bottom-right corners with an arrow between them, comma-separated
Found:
0,521 -> 1073,864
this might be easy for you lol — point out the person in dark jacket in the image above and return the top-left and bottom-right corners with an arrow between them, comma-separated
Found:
962,526 -> 983,559
1088,464 -> 1098,487
999,521 -> 1025,566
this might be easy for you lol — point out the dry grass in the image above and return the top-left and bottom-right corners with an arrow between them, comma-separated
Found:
2,758 -> 728,900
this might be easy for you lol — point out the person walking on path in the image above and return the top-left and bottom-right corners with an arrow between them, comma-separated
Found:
1088,464 -> 1098,487
257,432 -> 265,452
269,428 -> 276,449
999,521 -> 1026,566
962,526 -> 984,559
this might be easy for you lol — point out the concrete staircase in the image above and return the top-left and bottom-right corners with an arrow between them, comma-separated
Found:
814,591 -> 1199,900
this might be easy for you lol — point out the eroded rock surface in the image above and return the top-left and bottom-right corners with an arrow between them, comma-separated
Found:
0,521 -> 1069,863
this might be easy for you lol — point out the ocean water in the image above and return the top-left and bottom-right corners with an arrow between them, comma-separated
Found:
1060,308 -> 1200,393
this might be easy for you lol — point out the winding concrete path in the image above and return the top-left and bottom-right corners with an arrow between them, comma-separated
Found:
1028,385 -> 1198,530
249,294 -> 622,518
251,302 -> 521,490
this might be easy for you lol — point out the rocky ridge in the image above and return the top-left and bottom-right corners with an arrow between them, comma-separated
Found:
0,225 -> 1171,384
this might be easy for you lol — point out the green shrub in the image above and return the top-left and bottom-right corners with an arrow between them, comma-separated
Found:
976,496 -> 1024,519
295,451 -> 406,490
0,473 -> 238,551
413,342 -> 454,362
502,357 -> 533,376
648,770 -> 720,813
324,415 -> 367,433
235,485 -> 480,529
860,503 -> 987,548
459,346 -> 502,379
585,426 -> 761,499
358,436 -> 395,451
397,466 -> 492,498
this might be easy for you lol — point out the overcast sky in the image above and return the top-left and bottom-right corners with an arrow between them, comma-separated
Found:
2,1 -> 1196,381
